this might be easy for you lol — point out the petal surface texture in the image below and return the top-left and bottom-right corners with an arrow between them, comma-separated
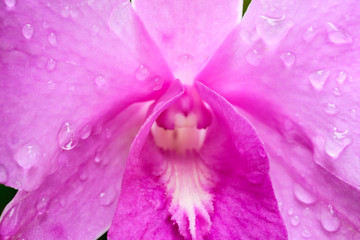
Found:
0,0 -> 173,191
108,82 -> 287,240
0,80 -> 184,239
132,0 -> 243,85
196,0 -> 360,238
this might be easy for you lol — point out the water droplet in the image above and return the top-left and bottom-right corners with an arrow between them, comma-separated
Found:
0,164 -> 8,183
177,54 -> 194,66
335,71 -> 347,84
256,15 -> 293,45
291,215 -> 300,226
42,21 -> 49,30
80,124 -> 92,140
48,32 -> 57,46
321,205 -> 341,232
309,70 -> 330,91
135,65 -> 150,81
280,51 -> 296,67
94,154 -> 101,164
4,0 -> 16,8
22,24 -> 34,39
303,26 -> 317,43
91,25 -> 99,36
94,75 -> 106,88
47,80 -> 56,89
151,76 -> 164,91
333,88 -> 342,96
246,49 -> 263,66
99,187 -> 116,206
58,122 -> 78,150
79,167 -> 89,181
287,207 -> 294,215
61,5 -> 70,18
36,196 -> 49,214
46,58 -> 56,71
293,183 -> 316,205
324,103 -> 339,115
14,142 -> 41,169
327,23 -> 353,45
334,128 -> 348,139
325,135 -> 351,159
302,229 -> 312,238
351,108 -> 358,120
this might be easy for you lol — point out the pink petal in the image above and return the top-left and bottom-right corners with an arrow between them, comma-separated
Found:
0,103 -> 145,239
0,80 -> 184,239
108,82 -> 286,239
196,0 -> 360,238
0,0 -> 172,191
197,0 -> 360,193
132,0 -> 243,85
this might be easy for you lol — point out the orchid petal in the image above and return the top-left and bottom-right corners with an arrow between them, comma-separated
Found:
196,0 -> 360,237
132,0 -> 243,85
108,82 -> 287,239
197,0 -> 360,196
0,80 -> 184,239
0,102 -> 145,239
0,0 -> 172,191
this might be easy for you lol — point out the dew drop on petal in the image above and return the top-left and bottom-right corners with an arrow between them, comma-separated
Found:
327,23 -> 353,45
4,0 -> 16,8
22,24 -> 34,39
303,26 -> 317,43
333,88 -> 342,96
291,215 -> 300,226
99,187 -> 116,206
36,196 -> 49,214
324,103 -> 339,115
293,183 -> 316,205
48,32 -> 57,46
151,76 -> 164,91
309,70 -> 330,91
47,80 -> 56,90
287,207 -> 294,215
80,123 -> 92,140
14,142 -> 41,169
246,49 -> 263,66
46,58 -> 56,71
135,65 -> 150,81
0,164 -> 8,183
58,122 -> 78,150
301,229 -> 312,238
280,51 -> 296,67
78,167 -> 89,181
61,5 -> 70,18
94,75 -> 106,88
335,71 -> 347,84
256,15 -> 293,45
324,136 -> 351,159
320,204 -> 341,232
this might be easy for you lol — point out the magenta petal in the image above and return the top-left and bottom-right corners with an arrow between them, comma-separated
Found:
132,0 -> 243,84
197,0 -> 360,190
108,80 -> 184,239
0,102 -> 147,239
0,0 -> 172,191
196,82 -> 287,239
109,81 -> 286,239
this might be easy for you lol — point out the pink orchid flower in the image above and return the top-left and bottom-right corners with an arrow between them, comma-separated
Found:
0,0 -> 359,239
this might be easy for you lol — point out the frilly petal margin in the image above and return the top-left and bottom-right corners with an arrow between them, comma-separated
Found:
0,80 -> 184,240
0,0 -> 173,191
108,82 -> 287,240
132,0 -> 243,84
196,0 -> 360,238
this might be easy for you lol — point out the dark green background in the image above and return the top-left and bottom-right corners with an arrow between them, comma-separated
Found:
0,1 -> 251,239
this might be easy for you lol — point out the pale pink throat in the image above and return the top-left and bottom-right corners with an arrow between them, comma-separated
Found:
151,87 -> 215,240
